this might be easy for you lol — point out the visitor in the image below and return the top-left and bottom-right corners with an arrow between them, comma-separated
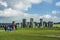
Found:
8,25 -> 13,31
4,25 -> 8,31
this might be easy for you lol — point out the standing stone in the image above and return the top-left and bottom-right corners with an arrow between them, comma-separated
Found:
37,23 -> 39,28
27,22 -> 30,28
39,22 -> 41,28
34,22 -> 38,28
22,19 -> 26,28
48,21 -> 53,28
43,21 -> 47,27
3,25 -> 6,28
12,21 -> 15,24
21,23 -> 23,28
16,23 -> 21,28
29,18 -> 34,28
40,19 -> 43,28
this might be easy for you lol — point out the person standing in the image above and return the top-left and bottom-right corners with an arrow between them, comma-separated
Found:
4,25 -> 8,31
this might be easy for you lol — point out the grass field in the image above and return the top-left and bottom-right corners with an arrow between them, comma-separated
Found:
0,28 -> 60,40
0,24 -> 60,40
54,24 -> 60,27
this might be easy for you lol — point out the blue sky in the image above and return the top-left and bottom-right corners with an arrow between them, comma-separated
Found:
28,0 -> 60,15
0,0 -> 60,23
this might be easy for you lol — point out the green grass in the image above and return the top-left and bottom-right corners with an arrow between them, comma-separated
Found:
0,28 -> 60,40
0,24 -> 60,40
54,24 -> 60,27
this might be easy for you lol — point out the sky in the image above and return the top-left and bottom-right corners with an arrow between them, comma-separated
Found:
0,0 -> 60,23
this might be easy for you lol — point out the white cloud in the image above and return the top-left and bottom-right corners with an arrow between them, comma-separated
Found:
0,8 -> 19,17
0,1 -> 8,7
56,2 -> 60,6
0,8 -> 40,19
41,14 -> 52,19
40,14 -> 59,22
11,0 -> 52,11
52,10 -> 60,14
14,2 -> 32,11
0,0 -> 55,23
0,8 -> 59,22
29,0 -> 42,4
13,0 -> 42,11
0,0 -> 41,20
52,10 -> 57,14
53,16 -> 58,19
43,0 -> 53,3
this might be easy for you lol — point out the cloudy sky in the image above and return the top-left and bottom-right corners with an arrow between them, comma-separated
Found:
0,0 -> 60,23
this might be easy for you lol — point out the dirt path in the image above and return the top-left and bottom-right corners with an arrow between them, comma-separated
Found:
41,35 -> 60,38
0,30 -> 60,38
0,30 -> 4,32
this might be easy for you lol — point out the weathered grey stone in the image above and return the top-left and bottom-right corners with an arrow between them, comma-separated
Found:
43,21 -> 48,27
26,22 -> 30,28
34,22 -> 38,28
29,18 -> 34,28
48,21 -> 53,28
40,19 -> 43,28
21,23 -> 23,28
22,19 -> 26,28
16,23 -> 21,28
12,21 -> 15,24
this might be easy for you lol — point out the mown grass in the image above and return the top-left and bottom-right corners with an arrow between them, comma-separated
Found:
0,28 -> 60,40
0,24 -> 60,40
54,24 -> 60,27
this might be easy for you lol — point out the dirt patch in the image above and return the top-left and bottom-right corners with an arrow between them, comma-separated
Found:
0,30 -> 4,32
41,35 -> 60,38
